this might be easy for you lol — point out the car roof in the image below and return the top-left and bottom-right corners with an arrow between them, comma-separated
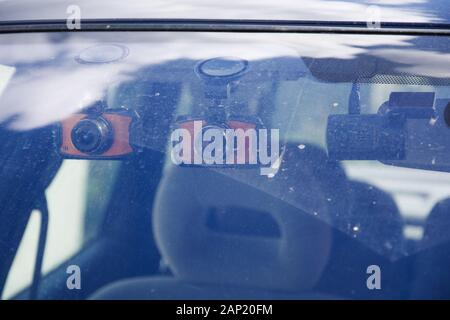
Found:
0,0 -> 449,25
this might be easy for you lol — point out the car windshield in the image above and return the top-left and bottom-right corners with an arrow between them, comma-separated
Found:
1,30 -> 450,300
1,0 -> 450,24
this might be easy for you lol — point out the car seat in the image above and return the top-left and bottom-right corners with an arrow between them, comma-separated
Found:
411,198 -> 450,299
316,179 -> 405,298
90,143 -> 351,299
348,180 -> 404,257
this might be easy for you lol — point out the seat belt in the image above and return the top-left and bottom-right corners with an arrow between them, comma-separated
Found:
29,194 -> 49,300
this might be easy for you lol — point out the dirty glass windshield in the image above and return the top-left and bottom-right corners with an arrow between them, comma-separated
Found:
1,31 -> 450,299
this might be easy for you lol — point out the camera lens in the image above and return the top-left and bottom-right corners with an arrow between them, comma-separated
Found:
193,124 -> 229,163
71,117 -> 113,154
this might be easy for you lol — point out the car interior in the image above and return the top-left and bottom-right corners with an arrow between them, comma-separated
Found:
1,32 -> 450,300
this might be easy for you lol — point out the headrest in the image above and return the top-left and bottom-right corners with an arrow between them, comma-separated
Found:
152,143 -> 350,292
411,198 -> 450,298
347,181 -> 404,257
422,198 -> 450,248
